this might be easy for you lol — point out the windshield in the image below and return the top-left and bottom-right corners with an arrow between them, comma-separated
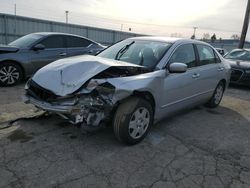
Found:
8,33 -> 44,48
224,50 -> 250,61
98,39 -> 172,69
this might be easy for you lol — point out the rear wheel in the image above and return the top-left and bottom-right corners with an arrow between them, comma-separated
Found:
113,97 -> 153,145
0,62 -> 23,86
206,81 -> 225,108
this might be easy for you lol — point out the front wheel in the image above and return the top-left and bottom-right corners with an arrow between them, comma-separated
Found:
0,62 -> 23,86
113,97 -> 153,145
206,81 -> 225,108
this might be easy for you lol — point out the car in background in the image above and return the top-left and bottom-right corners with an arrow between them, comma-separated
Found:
215,48 -> 228,56
0,32 -> 105,86
24,37 -> 231,145
224,49 -> 250,86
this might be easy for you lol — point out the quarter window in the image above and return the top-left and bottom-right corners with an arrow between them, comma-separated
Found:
197,45 -> 216,65
169,44 -> 196,68
66,36 -> 92,48
39,36 -> 64,49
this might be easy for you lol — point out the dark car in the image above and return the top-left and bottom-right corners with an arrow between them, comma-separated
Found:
0,32 -> 105,86
224,49 -> 250,86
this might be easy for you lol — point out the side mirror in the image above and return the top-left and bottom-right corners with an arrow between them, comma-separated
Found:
33,44 -> 45,51
168,62 -> 187,73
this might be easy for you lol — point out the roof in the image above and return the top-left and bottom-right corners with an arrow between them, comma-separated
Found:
129,36 -> 211,46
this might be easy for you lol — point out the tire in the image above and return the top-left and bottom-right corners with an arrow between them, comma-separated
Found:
0,62 -> 23,86
113,97 -> 153,145
206,81 -> 225,108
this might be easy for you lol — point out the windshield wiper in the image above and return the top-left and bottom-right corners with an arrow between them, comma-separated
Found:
115,41 -> 135,60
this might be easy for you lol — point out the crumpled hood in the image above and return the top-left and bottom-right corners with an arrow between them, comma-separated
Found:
32,55 -> 142,96
0,45 -> 19,53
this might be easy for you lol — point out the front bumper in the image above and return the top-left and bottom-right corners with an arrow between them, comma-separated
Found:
23,95 -> 76,114
230,68 -> 250,86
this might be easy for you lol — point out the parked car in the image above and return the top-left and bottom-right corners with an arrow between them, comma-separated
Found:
0,32 -> 105,86
24,37 -> 231,145
215,48 -> 228,56
224,49 -> 250,86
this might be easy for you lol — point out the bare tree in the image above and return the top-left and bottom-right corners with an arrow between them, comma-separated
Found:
231,34 -> 240,40
211,33 -> 217,42
171,33 -> 183,38
202,33 -> 210,40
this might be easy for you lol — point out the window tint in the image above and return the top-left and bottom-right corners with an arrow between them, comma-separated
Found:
66,36 -> 92,48
197,45 -> 216,65
169,44 -> 196,68
40,36 -> 64,48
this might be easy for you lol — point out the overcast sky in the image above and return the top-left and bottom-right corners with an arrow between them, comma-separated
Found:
0,0 -> 248,39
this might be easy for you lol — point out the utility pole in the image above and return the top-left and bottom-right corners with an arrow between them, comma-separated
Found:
239,0 -> 250,48
65,10 -> 69,24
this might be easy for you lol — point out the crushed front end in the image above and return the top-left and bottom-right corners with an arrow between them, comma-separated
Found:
23,79 -> 117,127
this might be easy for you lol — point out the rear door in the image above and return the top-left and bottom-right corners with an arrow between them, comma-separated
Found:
29,35 -> 66,72
65,36 -> 94,57
194,44 -> 224,99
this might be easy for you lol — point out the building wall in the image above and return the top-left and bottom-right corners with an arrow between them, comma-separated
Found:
0,13 -> 141,45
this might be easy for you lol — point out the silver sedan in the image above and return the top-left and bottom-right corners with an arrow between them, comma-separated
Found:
24,37 -> 231,145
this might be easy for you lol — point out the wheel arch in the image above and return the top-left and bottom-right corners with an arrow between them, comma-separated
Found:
0,60 -> 26,79
132,90 -> 156,114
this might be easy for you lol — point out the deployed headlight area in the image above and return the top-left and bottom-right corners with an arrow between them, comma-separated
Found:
24,79 -> 117,126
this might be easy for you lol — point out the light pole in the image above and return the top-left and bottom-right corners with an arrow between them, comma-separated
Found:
65,10 -> 69,24
193,27 -> 198,38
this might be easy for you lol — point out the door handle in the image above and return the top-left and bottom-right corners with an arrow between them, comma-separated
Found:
192,73 -> 200,79
59,52 -> 67,56
218,67 -> 224,71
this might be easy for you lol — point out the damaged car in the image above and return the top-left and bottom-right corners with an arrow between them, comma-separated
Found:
24,37 -> 231,145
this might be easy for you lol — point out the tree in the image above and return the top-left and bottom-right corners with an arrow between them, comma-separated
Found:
211,33 -> 217,43
202,33 -> 210,41
231,34 -> 240,40
171,33 -> 183,38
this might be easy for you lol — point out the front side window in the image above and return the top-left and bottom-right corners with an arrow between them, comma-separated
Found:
39,36 -> 65,49
66,36 -> 92,48
98,39 -> 172,69
8,33 -> 43,48
197,45 -> 216,65
169,44 -> 196,68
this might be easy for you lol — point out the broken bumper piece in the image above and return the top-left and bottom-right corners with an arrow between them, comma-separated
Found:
23,94 -> 109,126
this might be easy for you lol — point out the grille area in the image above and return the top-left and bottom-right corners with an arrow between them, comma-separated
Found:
230,69 -> 243,82
27,80 -> 58,101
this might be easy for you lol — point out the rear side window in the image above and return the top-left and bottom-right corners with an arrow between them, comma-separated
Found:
66,36 -> 92,48
197,45 -> 216,65
169,44 -> 196,68
39,36 -> 65,49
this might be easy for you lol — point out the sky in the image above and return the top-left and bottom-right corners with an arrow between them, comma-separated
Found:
0,0 -> 248,39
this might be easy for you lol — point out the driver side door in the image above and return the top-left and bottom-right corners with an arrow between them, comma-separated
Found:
161,43 -> 202,116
